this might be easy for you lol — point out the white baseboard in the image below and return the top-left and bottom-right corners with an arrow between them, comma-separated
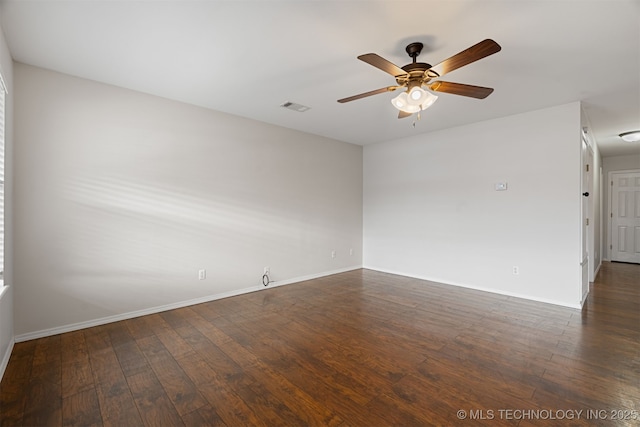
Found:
593,262 -> 602,279
362,265 -> 583,310
0,338 -> 14,382
14,265 -> 362,343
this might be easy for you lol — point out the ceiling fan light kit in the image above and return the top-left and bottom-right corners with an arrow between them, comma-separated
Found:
619,130 -> 640,142
338,39 -> 501,120
391,89 -> 438,114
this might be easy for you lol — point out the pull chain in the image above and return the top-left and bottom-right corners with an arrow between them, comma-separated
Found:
413,111 -> 422,127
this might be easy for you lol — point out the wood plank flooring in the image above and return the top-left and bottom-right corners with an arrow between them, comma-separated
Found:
1,261 -> 639,426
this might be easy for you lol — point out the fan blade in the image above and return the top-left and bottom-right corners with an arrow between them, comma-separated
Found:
358,53 -> 407,77
428,39 -> 501,77
337,86 -> 400,103
428,81 -> 494,99
398,110 -> 412,119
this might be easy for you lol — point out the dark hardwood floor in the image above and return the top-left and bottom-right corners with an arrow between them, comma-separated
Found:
1,262 -> 639,426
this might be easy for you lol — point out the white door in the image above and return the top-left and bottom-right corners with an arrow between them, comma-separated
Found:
580,139 -> 591,301
611,171 -> 640,264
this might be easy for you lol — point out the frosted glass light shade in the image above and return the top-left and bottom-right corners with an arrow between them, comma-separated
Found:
391,92 -> 420,113
391,88 -> 438,114
407,87 -> 428,105
419,91 -> 438,109
619,131 -> 640,142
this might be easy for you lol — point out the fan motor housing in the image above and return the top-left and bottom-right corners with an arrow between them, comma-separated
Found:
402,62 -> 431,73
397,64 -> 439,87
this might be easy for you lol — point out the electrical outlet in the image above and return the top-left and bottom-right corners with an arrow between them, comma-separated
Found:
512,266 -> 519,275
331,250 -> 336,259
198,269 -> 206,280
349,248 -> 354,256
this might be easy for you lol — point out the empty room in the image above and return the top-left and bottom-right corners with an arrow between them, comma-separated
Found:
0,1 -> 639,426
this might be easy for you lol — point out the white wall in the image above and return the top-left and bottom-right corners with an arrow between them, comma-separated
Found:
364,102 -> 583,308
14,63 -> 363,339
0,22 -> 14,380
602,154 -> 640,260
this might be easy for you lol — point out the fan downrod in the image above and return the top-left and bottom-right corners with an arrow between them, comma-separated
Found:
400,42 -> 433,75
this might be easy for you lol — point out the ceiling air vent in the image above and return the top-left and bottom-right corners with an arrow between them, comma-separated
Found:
280,101 -> 311,112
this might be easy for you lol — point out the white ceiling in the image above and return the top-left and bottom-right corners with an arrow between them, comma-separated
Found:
1,0 -> 639,156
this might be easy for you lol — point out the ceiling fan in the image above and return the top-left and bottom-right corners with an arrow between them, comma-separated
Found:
338,39 -> 501,119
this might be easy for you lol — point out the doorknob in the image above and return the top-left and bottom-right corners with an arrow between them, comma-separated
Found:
582,192 -> 589,197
